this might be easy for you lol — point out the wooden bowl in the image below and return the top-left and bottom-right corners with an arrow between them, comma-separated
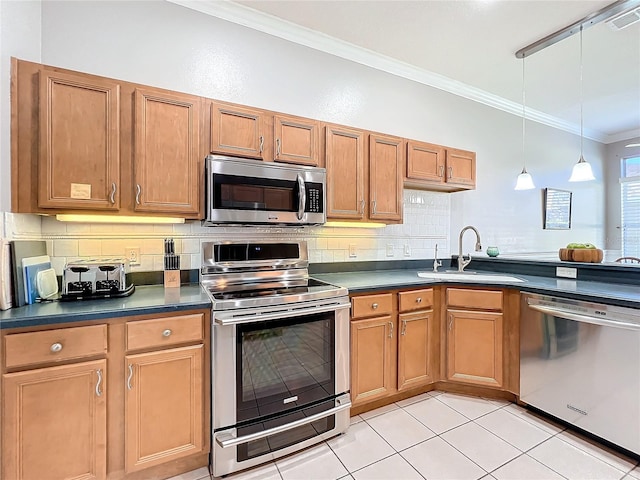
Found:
558,248 -> 603,263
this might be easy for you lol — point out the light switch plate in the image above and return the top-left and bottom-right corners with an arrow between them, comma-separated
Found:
403,244 -> 411,257
386,244 -> 394,257
556,266 -> 577,279
349,244 -> 357,258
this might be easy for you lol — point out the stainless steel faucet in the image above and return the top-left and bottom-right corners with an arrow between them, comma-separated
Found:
458,226 -> 482,272
433,244 -> 442,272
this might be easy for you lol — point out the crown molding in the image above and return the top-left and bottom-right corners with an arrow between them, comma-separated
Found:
168,0 -> 613,143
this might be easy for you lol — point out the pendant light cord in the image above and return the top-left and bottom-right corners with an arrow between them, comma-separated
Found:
522,56 -> 526,170
579,25 -> 584,159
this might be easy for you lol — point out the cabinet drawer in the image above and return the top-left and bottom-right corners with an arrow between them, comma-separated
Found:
447,288 -> 503,311
399,289 -> 433,312
126,314 -> 204,351
351,293 -> 393,319
4,324 -> 107,369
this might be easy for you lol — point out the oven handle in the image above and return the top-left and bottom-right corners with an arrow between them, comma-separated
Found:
214,397 -> 352,448
527,303 -> 640,331
214,301 -> 351,326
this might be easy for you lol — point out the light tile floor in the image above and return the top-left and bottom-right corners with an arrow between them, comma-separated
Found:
169,391 -> 640,480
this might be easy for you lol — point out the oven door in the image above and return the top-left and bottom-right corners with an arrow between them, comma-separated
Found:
205,155 -> 325,225
212,298 -> 351,477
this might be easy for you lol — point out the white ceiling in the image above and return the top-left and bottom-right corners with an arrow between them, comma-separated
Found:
176,0 -> 640,144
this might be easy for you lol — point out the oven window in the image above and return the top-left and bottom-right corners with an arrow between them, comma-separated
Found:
215,174 -> 298,212
236,312 -> 335,424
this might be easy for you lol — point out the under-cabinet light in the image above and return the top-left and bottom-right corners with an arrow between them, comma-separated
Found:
56,214 -> 185,224
324,221 -> 386,229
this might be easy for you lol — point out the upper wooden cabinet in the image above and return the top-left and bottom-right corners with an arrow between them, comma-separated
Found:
210,101 -> 321,166
133,88 -> 201,216
12,59 -> 204,219
404,140 -> 476,192
325,125 -> 366,220
369,134 -> 404,223
210,101 -> 266,159
38,70 -> 120,211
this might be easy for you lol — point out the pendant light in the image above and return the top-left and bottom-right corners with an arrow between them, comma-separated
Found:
515,55 -> 535,190
569,26 -> 596,182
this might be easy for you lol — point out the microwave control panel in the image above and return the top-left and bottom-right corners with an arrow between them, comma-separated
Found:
306,184 -> 323,212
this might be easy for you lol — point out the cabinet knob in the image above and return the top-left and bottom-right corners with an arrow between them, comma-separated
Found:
162,329 -> 172,337
371,303 -> 379,310
416,297 -> 422,303
50,342 -> 63,353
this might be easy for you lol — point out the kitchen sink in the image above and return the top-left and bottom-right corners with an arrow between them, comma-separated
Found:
417,271 -> 525,283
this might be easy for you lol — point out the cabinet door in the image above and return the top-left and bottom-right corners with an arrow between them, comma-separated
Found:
274,115 -> 320,166
369,134 -> 403,222
445,148 -> 476,188
2,360 -> 107,480
325,126 -> 366,220
446,309 -> 503,387
398,310 -> 433,391
211,101 -> 265,158
406,141 -> 445,184
125,345 -> 204,473
39,71 -> 120,210
351,316 -> 396,405
133,88 -> 201,216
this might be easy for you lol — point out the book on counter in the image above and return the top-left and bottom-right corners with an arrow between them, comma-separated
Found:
22,255 -> 51,305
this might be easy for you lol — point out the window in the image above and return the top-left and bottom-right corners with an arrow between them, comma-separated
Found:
621,156 -> 640,257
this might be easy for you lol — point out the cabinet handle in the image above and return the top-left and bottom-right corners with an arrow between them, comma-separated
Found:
416,297 -> 422,303
127,364 -> 134,390
135,184 -> 141,205
259,135 -> 264,153
388,321 -> 394,338
439,165 -> 444,178
372,200 -> 377,215
276,138 -> 281,157
162,329 -> 172,337
359,199 -> 365,214
50,342 -> 63,353
448,166 -> 453,179
95,369 -> 103,397
110,182 -> 116,204
371,303 -> 379,310
401,319 -> 407,336
448,314 -> 453,331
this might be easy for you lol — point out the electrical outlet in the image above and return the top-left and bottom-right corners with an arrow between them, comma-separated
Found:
556,266 -> 577,279
403,244 -> 411,257
126,247 -> 141,266
386,244 -> 394,257
349,244 -> 357,258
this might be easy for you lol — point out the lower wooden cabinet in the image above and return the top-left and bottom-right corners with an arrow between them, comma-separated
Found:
125,345 -> 204,473
2,360 -> 107,480
398,310 -> 433,391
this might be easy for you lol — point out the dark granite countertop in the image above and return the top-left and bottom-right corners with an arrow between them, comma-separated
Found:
0,284 -> 212,330
313,269 -> 640,309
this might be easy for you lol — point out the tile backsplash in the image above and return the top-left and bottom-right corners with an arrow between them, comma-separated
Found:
3,190 -> 451,275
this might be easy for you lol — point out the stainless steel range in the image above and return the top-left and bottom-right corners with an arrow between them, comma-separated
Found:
201,241 -> 351,477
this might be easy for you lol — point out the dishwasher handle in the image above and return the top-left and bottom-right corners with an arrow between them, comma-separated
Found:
527,303 -> 640,331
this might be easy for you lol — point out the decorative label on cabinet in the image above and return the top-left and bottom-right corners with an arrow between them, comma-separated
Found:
70,183 -> 92,199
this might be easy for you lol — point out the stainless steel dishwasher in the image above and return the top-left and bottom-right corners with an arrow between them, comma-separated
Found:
520,293 -> 640,455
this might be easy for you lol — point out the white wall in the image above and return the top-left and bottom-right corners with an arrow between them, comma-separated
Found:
1,0 -> 609,271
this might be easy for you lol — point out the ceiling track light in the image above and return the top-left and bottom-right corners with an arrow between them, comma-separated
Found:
515,56 -> 535,191
569,26 -> 596,182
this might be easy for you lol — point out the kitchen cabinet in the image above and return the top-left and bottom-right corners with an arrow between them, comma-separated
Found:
405,140 -> 476,192
133,87 -> 201,216
325,125 -> 366,220
210,102 -> 321,166
12,59 -> 204,219
445,288 -> 503,388
124,314 -> 206,473
38,70 -> 121,211
350,289 -> 436,408
2,324 -> 109,480
369,134 -> 404,222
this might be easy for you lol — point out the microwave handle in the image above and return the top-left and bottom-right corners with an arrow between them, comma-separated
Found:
296,174 -> 306,220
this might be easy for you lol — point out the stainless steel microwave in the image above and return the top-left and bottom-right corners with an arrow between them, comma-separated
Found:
204,155 -> 326,226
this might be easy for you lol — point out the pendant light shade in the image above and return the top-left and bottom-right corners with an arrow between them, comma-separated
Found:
515,167 -> 536,190
570,26 -> 595,183
515,56 -> 535,190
